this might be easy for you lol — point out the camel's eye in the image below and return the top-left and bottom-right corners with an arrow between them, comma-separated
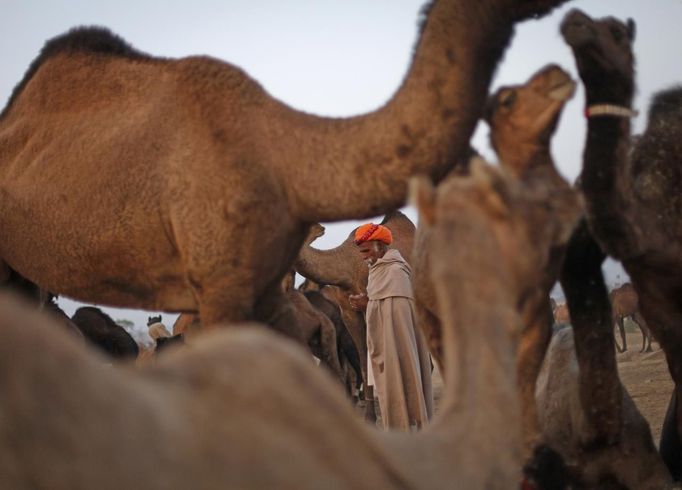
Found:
499,89 -> 516,108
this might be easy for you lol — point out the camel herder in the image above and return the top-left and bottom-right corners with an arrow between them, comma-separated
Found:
349,223 -> 433,430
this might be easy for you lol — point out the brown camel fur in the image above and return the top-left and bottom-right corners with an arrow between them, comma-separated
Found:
0,142 -> 579,489
0,0 -> 570,330
280,273 -> 346,385
610,282 -> 653,353
304,289 -> 364,398
535,326 -> 671,489
413,64 -> 581,456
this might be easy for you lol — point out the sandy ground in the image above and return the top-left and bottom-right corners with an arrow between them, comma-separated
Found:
617,332 -> 672,443
425,332 -> 672,443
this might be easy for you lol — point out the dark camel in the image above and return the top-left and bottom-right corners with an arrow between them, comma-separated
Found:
610,282 -> 653,353
559,9 -> 675,487
0,124 -> 580,488
0,0 -> 570,331
71,306 -> 139,360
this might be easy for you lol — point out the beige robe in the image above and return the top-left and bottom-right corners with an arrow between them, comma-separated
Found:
366,249 -> 433,430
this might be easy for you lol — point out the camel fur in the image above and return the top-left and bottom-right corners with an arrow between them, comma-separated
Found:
0,0 -> 570,329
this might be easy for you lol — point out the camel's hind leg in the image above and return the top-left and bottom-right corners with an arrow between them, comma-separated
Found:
614,317 -> 627,353
632,311 -> 653,352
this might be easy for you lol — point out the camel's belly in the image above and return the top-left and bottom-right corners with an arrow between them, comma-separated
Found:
0,173 -> 195,312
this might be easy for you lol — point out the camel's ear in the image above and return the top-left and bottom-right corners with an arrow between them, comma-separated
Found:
470,158 -> 510,219
409,176 -> 436,226
627,18 -> 636,41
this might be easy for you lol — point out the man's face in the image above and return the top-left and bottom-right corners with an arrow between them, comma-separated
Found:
357,241 -> 383,266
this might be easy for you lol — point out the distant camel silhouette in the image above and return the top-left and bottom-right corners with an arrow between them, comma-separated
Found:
610,283 -> 653,353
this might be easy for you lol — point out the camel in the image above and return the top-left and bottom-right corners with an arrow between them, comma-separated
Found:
610,282 -> 653,353
280,273 -> 346,385
71,306 -> 140,359
413,64 -> 581,456
0,138 -> 579,488
0,0 -> 570,331
534,326 -> 671,488
561,8 -> 682,478
304,289 -> 364,399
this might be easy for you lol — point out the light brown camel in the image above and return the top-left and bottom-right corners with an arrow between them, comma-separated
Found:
412,64 -> 581,456
610,282 -> 653,353
0,0 -> 570,330
0,139 -> 579,489
534,326 -> 671,489
561,8 -> 682,479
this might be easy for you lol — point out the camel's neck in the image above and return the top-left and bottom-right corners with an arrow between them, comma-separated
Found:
280,1 -> 514,221
295,238 -> 360,290
498,144 -> 554,180
418,271 -> 522,479
580,78 -> 637,258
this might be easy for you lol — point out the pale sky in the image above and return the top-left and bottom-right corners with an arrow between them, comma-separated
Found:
2,1 -> 680,329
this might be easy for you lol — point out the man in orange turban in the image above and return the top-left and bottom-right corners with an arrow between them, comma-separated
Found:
349,222 -> 433,431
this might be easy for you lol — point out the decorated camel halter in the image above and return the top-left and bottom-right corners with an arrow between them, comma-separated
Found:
584,104 -> 638,118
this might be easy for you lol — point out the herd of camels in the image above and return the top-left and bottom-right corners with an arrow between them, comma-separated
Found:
1,0 -> 681,488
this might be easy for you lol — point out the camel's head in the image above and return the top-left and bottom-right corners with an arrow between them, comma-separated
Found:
485,64 -> 575,175
561,9 -> 636,103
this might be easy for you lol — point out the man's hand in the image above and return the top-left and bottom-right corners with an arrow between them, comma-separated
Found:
348,293 -> 369,312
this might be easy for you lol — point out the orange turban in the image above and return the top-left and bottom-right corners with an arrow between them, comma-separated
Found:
354,223 -> 393,245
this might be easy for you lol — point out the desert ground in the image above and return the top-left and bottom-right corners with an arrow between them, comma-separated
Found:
423,330 -> 672,443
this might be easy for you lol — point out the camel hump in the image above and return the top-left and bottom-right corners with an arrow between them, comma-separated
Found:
648,85 -> 682,122
1,26 -> 150,120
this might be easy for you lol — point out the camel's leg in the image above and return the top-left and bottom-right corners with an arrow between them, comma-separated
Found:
633,311 -> 653,352
517,295 -> 553,456
560,220 -> 623,444
613,316 -> 628,353
615,317 -> 627,353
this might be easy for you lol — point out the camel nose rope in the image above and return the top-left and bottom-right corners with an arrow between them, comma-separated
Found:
584,104 -> 638,118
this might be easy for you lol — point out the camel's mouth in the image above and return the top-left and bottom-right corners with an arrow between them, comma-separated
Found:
547,78 -> 576,102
